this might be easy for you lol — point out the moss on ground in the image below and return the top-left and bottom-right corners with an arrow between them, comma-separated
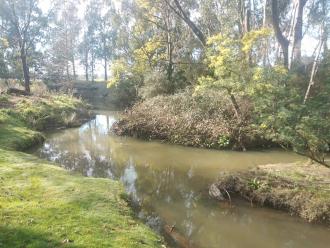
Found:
0,149 -> 162,248
210,162 -> 330,225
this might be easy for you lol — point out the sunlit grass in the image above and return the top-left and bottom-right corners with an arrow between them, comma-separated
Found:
0,149 -> 162,247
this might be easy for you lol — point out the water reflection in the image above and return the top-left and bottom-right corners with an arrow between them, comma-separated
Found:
33,113 -> 330,248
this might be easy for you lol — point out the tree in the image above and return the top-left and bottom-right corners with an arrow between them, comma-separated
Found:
164,0 -> 206,46
291,0 -> 308,65
271,0 -> 290,68
0,0 -> 46,93
45,0 -> 81,83
92,0 -> 116,81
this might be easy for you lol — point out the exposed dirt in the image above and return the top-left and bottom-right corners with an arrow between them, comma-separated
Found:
210,162 -> 330,225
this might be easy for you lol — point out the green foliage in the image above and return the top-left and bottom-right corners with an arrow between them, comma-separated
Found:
197,29 -> 272,94
218,135 -> 230,148
248,178 -> 263,190
251,68 -> 330,164
194,29 -> 330,163
107,59 -> 140,107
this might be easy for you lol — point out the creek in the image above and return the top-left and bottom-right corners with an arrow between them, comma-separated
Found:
32,111 -> 330,248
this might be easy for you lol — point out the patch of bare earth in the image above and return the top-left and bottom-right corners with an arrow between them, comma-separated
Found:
0,95 -> 37,109
210,162 -> 330,225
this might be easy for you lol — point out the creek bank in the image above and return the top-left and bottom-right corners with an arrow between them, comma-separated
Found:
0,149 -> 163,247
0,93 -> 164,247
112,92 -> 272,150
210,162 -> 330,225
0,93 -> 94,150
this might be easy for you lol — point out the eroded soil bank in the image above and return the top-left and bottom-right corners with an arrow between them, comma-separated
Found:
210,162 -> 330,225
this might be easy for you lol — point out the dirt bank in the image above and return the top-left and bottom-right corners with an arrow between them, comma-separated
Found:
210,162 -> 330,225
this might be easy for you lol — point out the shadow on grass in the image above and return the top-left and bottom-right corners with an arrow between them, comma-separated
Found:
0,226 -> 79,248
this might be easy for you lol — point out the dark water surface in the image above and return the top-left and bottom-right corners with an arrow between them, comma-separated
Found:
32,112 -> 330,248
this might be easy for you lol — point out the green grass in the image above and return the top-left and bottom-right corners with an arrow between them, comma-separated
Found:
0,94 -> 162,247
15,94 -> 90,130
0,110 -> 44,151
0,93 -> 91,150
0,149 -> 162,248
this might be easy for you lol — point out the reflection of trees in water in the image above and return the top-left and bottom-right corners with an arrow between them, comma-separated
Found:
35,115 -> 329,248
37,119 -> 208,242
34,115 -> 330,248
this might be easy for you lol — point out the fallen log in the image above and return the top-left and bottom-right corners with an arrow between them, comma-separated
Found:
163,224 -> 194,248
7,88 -> 30,96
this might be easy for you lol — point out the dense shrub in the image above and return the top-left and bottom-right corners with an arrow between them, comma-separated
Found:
113,89 -> 269,150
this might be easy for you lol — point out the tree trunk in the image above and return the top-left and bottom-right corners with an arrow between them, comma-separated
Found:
72,56 -> 76,80
91,52 -> 95,83
271,0 -> 289,68
239,0 -> 251,35
20,48 -> 30,93
168,0 -> 206,46
227,89 -> 241,120
263,0 -> 268,27
85,65 -> 89,82
85,49 -> 89,82
66,61 -> 70,81
104,57 -> 108,81
165,8 -> 174,91
304,27 -> 325,104
291,0 -> 307,66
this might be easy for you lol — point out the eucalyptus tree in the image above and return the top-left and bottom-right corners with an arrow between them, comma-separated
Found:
45,0 -> 81,82
0,0 -> 47,92
86,0 -> 118,81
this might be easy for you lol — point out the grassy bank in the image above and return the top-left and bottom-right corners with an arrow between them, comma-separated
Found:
210,162 -> 330,225
0,93 -> 163,247
0,149 -> 162,247
0,93 -> 93,150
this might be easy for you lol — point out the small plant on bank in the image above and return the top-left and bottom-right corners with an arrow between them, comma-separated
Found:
218,135 -> 230,148
248,177 -> 263,190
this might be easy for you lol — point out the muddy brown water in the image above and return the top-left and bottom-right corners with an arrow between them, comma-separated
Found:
32,112 -> 330,248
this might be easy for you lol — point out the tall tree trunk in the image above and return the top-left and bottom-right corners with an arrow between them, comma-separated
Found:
271,0 -> 289,68
20,48 -> 30,93
85,50 -> 89,82
91,52 -> 95,83
104,57 -> 108,81
263,0 -> 268,27
304,23 -> 325,104
165,7 -> 174,91
85,65 -> 89,82
72,56 -> 76,80
291,0 -> 307,66
66,61 -> 70,81
239,0 -> 251,35
304,38 -> 324,104
103,37 -> 108,81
